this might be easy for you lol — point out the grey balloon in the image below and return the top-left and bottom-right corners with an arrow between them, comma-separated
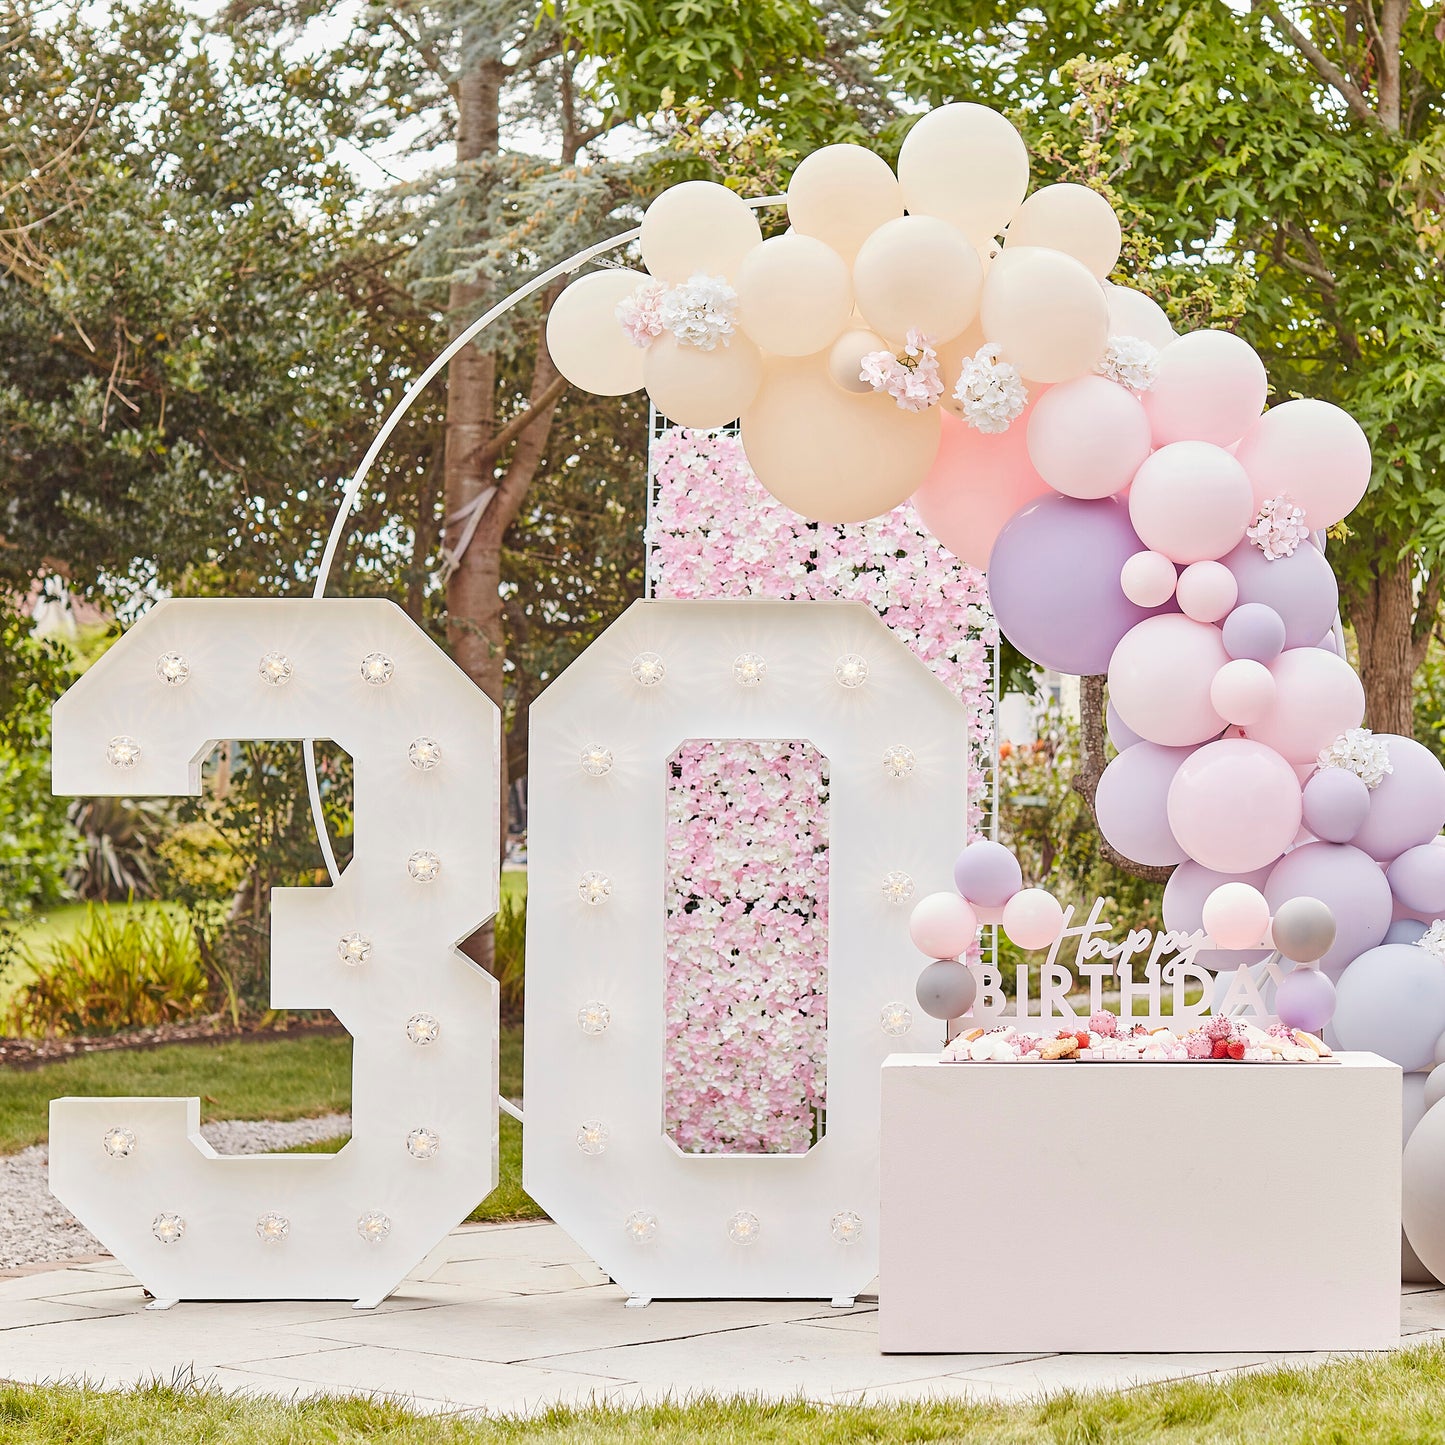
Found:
1334,943 -> 1445,1071
1404,1099 -> 1445,1283
915,959 -> 977,1021
1403,1074 -> 1438,1283
1270,895 -> 1337,963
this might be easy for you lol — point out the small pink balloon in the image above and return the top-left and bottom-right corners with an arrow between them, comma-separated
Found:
1234,398 -> 1371,530
1120,550 -> 1178,608
1244,647 -> 1366,765
1108,614 -> 1229,747
1201,881 -> 1271,950
1026,375 -> 1152,500
1001,888 -> 1066,951
1209,657 -> 1277,726
908,892 -> 979,959
1128,441 -> 1254,564
1142,329 -> 1268,448
1167,737 -> 1303,874
1176,560 -> 1238,623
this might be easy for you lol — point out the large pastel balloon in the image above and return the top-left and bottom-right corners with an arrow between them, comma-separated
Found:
1163,860 -> 1274,971
980,247 -> 1109,382
989,495 -> 1159,675
740,355 -> 942,523
1095,742 -> 1191,866
1265,842 -> 1392,978
1404,1100 -> 1445,1281
1176,561 -> 1239,624
1274,966 -> 1337,1033
1142,330 -> 1268,448
640,180 -> 762,282
1128,442 -> 1254,565
545,269 -> 649,395
1003,183 -> 1121,279
1222,602 -> 1287,664
1104,283 -> 1176,350
643,333 -> 762,430
1301,767 -> 1371,844
912,409 -> 1051,568
1106,701 -> 1144,752
736,235 -> 852,357
1403,1076 -> 1443,1283
1001,887 -> 1066,950
786,143 -> 903,261
1201,881 -> 1271,950
1167,738 -> 1303,873
1388,845 -> 1445,916
909,892 -> 979,958
897,103 -> 1030,245
1234,399 -> 1372,529
1244,648 -> 1365,765
1210,658 -> 1276,726
1223,539 -> 1339,651
827,327 -> 886,394
1120,550 -> 1178,608
1335,943 -> 1445,1070
1108,615 -> 1228,747
953,839 -> 1024,909
1026,376 -> 1151,499
1351,736 -> 1445,862
852,215 -> 982,342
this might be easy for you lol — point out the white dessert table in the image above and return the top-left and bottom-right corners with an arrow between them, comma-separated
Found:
879,1052 -> 1401,1353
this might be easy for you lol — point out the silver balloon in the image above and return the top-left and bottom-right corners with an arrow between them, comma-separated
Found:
915,959 -> 977,1021
1403,1074 -> 1438,1283
1388,918 -> 1429,947
1271,895 -> 1337,963
1404,1098 -> 1445,1281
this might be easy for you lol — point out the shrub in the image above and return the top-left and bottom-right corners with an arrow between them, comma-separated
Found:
493,891 -> 526,1022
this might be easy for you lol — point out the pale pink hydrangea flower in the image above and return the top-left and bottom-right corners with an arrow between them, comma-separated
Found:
616,281 -> 665,348
860,329 -> 944,412
1246,493 -> 1310,560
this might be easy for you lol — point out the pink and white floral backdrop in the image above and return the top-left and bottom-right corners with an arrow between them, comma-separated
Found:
650,427 -> 994,1155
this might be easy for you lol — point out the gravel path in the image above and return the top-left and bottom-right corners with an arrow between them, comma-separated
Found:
1,1114 -> 351,1271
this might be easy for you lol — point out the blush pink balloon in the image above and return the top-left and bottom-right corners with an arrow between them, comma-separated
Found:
1120,550 -> 1178,608
1201,881 -> 1271,950
1175,560 -> 1238,623
912,410 -> 1050,568
1142,329 -> 1268,448
1025,375 -> 1152,499
1209,657 -> 1277,726
1244,647 -> 1366,765
1234,398 -> 1372,530
908,892 -> 979,959
1128,441 -> 1254,564
1108,614 -> 1229,747
1001,887 -> 1066,950
1167,737 -> 1303,874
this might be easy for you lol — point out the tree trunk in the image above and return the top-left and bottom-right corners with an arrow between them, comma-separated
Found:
1350,552 -> 1420,737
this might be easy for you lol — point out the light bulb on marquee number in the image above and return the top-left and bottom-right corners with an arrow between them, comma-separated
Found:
405,1012 -> 440,1046
577,1001 -> 611,1035
101,1127 -> 135,1158
407,850 -> 441,882
630,652 -> 665,686
259,651 -> 293,686
406,1127 -> 440,1160
152,1213 -> 186,1245
578,871 -> 612,905
256,1211 -> 290,1244
624,1210 -> 658,1243
155,652 -> 190,686
360,652 -> 394,685
106,736 -> 141,770
732,652 -> 766,687
879,1002 -> 913,1036
830,1211 -> 863,1245
357,1210 -> 392,1244
579,744 -> 614,777
882,745 -> 916,779
834,654 -> 869,688
337,931 -> 372,966
576,1120 -> 609,1155
408,736 -> 442,771
881,870 -> 916,905
727,1210 -> 761,1246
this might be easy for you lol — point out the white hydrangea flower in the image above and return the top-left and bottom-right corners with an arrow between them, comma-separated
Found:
953,343 -> 1027,434
1316,727 -> 1394,790
656,273 -> 738,351
1420,920 -> 1445,962
1098,334 -> 1159,392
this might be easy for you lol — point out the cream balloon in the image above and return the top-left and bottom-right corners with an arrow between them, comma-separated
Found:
1004,183 -> 1122,279
851,215 -> 983,343
980,246 -> 1109,383
545,269 -> 649,396
643,333 -> 762,430
897,103 -> 1030,244
786,144 -> 903,261
737,234 -> 853,357
740,355 -> 942,523
1104,283 -> 1177,349
828,327 -> 886,394
640,180 -> 762,283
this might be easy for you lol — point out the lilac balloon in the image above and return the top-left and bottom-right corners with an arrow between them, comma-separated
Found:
1274,967 -> 1337,1033
1221,602 -> 1286,663
1301,767 -> 1371,844
1352,736 -> 1445,862
1106,700 -> 1143,752
1223,537 -> 1339,650
989,494 -> 1165,675
1095,742 -> 1190,866
1264,841 -> 1392,979
1389,844 -> 1445,915
1163,859 -> 1273,972
1334,943 -> 1445,1071
1387,918 -> 1430,945
953,840 -> 1023,909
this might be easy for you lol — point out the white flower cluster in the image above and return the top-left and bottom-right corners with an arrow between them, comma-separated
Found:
1098,334 -> 1159,392
1247,493 -> 1311,561
656,273 -> 739,350
1420,920 -> 1445,962
953,343 -> 1027,433
1316,727 -> 1394,790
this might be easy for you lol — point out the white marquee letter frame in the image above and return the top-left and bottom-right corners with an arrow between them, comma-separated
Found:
48,598 -> 500,1307
524,599 -> 969,1301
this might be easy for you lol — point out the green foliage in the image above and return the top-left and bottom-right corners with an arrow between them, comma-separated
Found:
65,796 -> 173,902
6,903 -> 205,1038
1415,634 -> 1445,764
491,891 -> 527,1023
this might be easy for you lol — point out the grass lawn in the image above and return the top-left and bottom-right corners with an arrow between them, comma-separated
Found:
0,1024 -> 539,1222
3,1343 -> 1445,1442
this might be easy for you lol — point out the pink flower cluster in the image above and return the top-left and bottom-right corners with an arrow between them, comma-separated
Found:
859,329 -> 944,412
650,426 -> 995,1154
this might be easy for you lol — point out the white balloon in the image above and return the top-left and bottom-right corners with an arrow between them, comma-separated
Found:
737,234 -> 852,357
852,215 -> 983,343
786,144 -> 903,261
640,180 -> 762,283
545,270 -> 648,396
1104,283 -> 1176,350
1004,183 -> 1121,279
897,103 -> 1029,244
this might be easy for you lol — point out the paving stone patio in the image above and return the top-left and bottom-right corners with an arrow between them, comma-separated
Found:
1,1220 -> 1441,1417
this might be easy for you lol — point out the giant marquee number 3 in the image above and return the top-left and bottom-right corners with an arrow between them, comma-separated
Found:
48,598 -> 500,1308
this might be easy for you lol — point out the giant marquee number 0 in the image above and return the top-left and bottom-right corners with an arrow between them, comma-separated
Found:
48,598 -> 500,1308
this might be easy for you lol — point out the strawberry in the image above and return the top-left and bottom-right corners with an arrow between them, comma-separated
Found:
1075,1031 -> 1091,1049
1212,1039 -> 1230,1059
1227,1039 -> 1246,1061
